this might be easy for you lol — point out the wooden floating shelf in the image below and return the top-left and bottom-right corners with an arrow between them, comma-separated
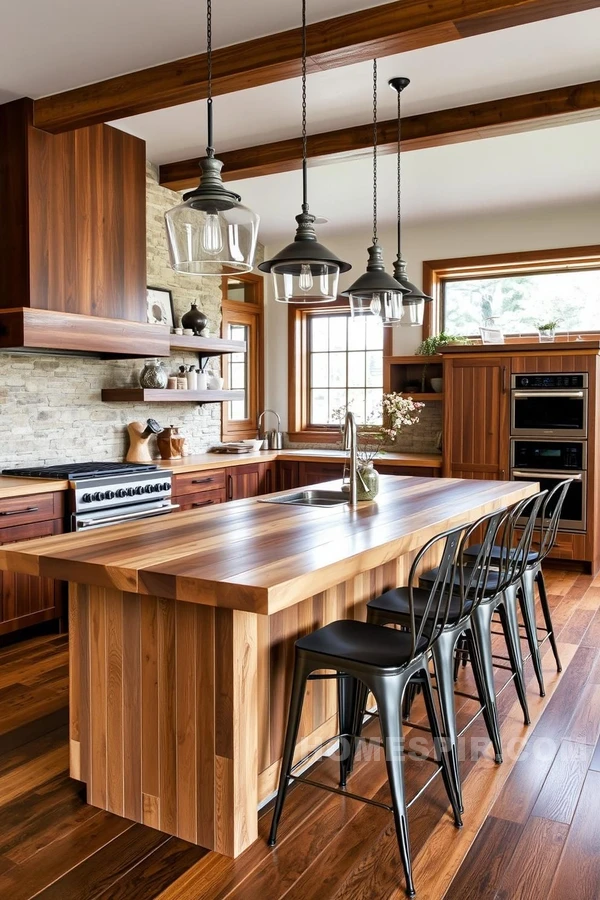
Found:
399,393 -> 444,401
101,389 -> 245,403
169,335 -> 246,355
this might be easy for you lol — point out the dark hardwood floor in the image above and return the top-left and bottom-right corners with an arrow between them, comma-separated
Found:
0,567 -> 599,899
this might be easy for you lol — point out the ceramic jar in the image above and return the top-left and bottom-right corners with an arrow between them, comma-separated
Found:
181,302 -> 208,336
356,463 -> 379,501
139,358 -> 167,389
157,426 -> 186,460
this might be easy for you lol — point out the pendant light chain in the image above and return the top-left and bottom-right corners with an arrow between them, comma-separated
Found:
396,83 -> 401,255
206,0 -> 214,157
301,0 -> 309,213
372,58 -> 378,244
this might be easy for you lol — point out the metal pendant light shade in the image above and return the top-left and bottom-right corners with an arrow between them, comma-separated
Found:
165,0 -> 259,276
259,0 -> 351,302
262,209 -> 351,304
343,59 -> 406,324
389,76 -> 432,325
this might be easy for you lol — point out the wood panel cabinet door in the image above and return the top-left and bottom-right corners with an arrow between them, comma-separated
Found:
277,460 -> 300,492
226,462 -> 276,500
444,356 -> 510,480
0,519 -> 65,635
298,461 -> 344,487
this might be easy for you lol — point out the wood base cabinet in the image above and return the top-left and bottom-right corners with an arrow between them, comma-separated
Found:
0,492 -> 65,635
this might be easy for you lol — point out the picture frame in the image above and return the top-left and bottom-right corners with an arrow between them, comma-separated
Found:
146,286 -> 175,328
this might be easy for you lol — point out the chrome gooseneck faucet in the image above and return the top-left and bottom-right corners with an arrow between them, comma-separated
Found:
343,410 -> 358,506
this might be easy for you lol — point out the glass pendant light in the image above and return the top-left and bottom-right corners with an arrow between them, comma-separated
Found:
389,77 -> 433,326
342,60 -> 408,326
258,0 -> 351,302
165,0 -> 259,275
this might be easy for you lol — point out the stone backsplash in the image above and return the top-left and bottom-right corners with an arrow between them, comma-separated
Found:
284,402 -> 443,454
0,163 -> 262,470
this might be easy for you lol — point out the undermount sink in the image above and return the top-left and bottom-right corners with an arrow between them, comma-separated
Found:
259,489 -> 348,508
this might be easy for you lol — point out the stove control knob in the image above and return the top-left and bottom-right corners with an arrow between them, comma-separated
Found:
144,484 -> 153,493
135,486 -> 145,495
104,490 -> 115,500
127,487 -> 136,497
92,492 -> 105,502
116,489 -> 127,498
82,493 -> 92,503
162,482 -> 171,491
152,484 -> 161,492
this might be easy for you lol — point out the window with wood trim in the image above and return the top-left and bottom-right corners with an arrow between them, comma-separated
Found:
221,273 -> 264,441
422,245 -> 600,341
288,298 -> 392,442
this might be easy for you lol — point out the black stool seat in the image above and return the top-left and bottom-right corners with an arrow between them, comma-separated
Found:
369,586 -> 474,624
296,619 -> 428,672
419,565 -> 501,595
465,543 -> 539,564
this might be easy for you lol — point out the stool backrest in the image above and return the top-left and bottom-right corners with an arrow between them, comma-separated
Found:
495,489 -> 547,593
537,479 -> 574,564
407,508 -> 508,659
459,507 -> 511,616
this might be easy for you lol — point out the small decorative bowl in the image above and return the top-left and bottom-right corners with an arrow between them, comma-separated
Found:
430,377 -> 443,393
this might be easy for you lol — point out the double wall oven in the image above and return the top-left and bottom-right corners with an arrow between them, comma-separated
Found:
510,374 -> 587,532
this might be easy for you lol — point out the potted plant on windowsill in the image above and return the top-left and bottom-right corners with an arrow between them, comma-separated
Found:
536,320 -> 560,343
333,393 -> 424,500
415,331 -> 471,392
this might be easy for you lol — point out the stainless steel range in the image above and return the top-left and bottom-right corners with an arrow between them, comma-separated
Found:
2,462 -> 178,531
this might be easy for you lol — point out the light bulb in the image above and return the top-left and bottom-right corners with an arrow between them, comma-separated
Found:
298,264 -> 314,293
370,294 -> 382,316
201,214 -> 223,255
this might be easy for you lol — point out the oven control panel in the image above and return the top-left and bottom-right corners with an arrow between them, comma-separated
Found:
513,374 -> 587,390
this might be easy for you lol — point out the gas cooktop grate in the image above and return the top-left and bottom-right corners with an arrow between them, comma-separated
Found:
3,462 -> 159,479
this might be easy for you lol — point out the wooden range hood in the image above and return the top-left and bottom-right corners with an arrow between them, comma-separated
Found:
0,98 -> 170,358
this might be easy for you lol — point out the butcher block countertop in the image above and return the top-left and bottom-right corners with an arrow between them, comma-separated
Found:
0,475 -> 535,615
158,448 -> 443,473
0,476 -> 70,499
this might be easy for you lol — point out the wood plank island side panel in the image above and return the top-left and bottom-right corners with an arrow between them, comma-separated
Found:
69,586 -> 258,857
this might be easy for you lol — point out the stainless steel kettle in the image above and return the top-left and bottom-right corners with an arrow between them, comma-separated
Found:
257,409 -> 283,450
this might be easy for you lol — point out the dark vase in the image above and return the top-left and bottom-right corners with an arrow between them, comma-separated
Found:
181,302 -> 208,336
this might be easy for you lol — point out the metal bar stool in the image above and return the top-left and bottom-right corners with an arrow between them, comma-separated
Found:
464,478 -> 572,695
417,490 -> 546,764
363,508 -> 509,813
268,523 -> 471,898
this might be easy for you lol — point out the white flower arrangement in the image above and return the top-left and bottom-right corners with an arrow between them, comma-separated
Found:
332,392 -> 424,466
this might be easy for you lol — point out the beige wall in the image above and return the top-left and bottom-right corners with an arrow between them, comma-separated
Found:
264,199 -> 600,436
0,163 -> 231,470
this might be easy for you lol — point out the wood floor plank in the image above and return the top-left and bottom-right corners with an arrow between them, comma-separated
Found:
490,738 -> 559,824
33,823 -> 170,900
94,838 -> 209,900
531,740 -> 594,824
441,816 -> 524,900
590,735 -> 600,772
547,771 -> 600,900
564,681 -> 600,746
0,744 -> 68,808
0,813 -> 133,900
494,816 -> 569,900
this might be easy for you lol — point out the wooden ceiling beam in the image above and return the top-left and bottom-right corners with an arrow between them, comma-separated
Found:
159,80 -> 600,190
32,0 -> 600,133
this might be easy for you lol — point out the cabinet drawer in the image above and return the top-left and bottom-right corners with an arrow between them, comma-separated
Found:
0,517 -> 64,546
172,469 -> 226,497
177,488 -> 226,511
0,492 -> 64,528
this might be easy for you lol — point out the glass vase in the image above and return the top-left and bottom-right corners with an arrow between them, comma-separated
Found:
140,358 -> 167,389
538,328 -> 556,343
356,463 -> 379,501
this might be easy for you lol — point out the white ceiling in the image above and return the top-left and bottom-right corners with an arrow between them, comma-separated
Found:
227,119 -> 600,243
0,0 -> 386,104
114,9 -> 600,163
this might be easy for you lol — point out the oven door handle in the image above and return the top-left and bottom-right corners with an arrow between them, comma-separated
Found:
77,503 -> 180,529
511,471 -> 582,481
512,390 -> 585,399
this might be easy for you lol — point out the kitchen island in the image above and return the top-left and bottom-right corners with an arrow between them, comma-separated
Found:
0,475 -> 536,858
